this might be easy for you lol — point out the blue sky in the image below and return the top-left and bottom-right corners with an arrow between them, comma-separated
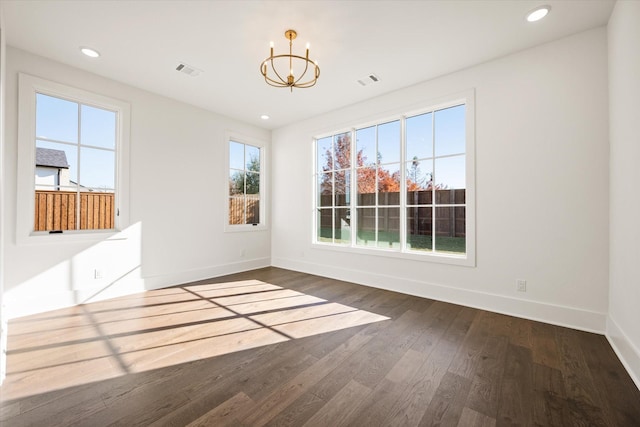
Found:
35,93 -> 116,190
229,141 -> 260,172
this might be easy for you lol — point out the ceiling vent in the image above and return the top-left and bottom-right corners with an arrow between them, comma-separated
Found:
357,73 -> 380,86
176,62 -> 202,77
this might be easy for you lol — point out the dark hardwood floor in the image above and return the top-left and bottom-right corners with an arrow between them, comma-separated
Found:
1,267 -> 639,426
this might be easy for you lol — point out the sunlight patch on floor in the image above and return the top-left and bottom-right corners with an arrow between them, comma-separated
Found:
2,280 -> 389,400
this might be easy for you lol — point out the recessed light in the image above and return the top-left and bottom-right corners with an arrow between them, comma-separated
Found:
80,47 -> 100,58
260,115 -> 270,120
526,5 -> 550,22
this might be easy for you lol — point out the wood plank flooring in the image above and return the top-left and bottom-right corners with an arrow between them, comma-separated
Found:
1,267 -> 639,426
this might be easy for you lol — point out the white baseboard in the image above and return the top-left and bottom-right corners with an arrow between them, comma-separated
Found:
272,256 -> 607,334
142,257 -> 271,290
606,316 -> 640,391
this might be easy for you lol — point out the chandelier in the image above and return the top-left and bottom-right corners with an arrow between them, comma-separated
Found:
260,29 -> 320,91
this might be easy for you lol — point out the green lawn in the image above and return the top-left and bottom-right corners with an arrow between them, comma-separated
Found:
317,228 -> 465,254
407,234 -> 466,254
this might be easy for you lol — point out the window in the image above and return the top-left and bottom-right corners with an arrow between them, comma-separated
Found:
226,136 -> 266,230
355,120 -> 402,249
17,73 -> 130,241
313,92 -> 475,265
34,93 -> 117,231
317,132 -> 351,244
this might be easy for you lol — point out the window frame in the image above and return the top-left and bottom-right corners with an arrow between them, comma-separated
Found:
16,73 -> 131,244
224,132 -> 267,232
312,90 -> 475,266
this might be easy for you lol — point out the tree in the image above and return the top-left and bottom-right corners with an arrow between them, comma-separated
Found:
406,156 -> 448,192
230,154 -> 260,195
321,133 -> 381,195
407,156 -> 424,191
323,133 -> 351,172
320,135 -> 446,197
377,168 -> 400,192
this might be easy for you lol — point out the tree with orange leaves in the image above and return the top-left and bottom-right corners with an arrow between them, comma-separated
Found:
320,134 -> 443,198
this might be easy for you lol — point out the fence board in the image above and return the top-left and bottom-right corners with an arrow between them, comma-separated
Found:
45,194 -> 54,230
68,193 -> 75,230
53,193 -> 61,230
92,196 -> 97,229
105,196 -> 112,228
60,194 -> 68,230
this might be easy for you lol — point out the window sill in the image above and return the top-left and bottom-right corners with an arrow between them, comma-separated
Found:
311,241 -> 476,267
224,224 -> 268,233
18,229 -> 125,246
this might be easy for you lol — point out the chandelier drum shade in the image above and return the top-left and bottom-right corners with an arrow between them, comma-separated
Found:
260,29 -> 320,91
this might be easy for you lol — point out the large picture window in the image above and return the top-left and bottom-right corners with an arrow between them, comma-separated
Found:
314,93 -> 474,265
17,73 -> 130,241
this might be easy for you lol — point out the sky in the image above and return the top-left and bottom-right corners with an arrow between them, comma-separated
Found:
35,93 -> 116,190
317,103 -> 466,191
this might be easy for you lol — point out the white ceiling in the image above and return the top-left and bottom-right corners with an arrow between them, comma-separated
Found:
2,0 -> 615,130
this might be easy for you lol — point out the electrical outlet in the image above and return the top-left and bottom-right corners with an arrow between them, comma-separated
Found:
517,279 -> 527,292
94,269 -> 104,280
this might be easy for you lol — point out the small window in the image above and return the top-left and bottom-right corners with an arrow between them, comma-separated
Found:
226,137 -> 266,230
34,93 -> 117,231
17,73 -> 130,242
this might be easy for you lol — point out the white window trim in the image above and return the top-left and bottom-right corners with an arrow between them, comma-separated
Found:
16,73 -> 131,245
312,89 -> 476,267
224,132 -> 267,232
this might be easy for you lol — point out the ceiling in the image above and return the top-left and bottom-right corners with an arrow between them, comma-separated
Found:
2,0 -> 615,130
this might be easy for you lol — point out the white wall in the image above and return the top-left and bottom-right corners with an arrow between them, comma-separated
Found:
3,47 -> 271,319
607,0 -> 640,389
0,2 -> 7,383
35,166 -> 59,189
272,27 -> 610,332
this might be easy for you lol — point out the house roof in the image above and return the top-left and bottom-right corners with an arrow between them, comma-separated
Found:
35,147 -> 69,169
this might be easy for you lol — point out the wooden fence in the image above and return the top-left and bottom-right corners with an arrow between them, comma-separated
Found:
34,190 -> 115,231
319,189 -> 466,238
229,194 -> 260,225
